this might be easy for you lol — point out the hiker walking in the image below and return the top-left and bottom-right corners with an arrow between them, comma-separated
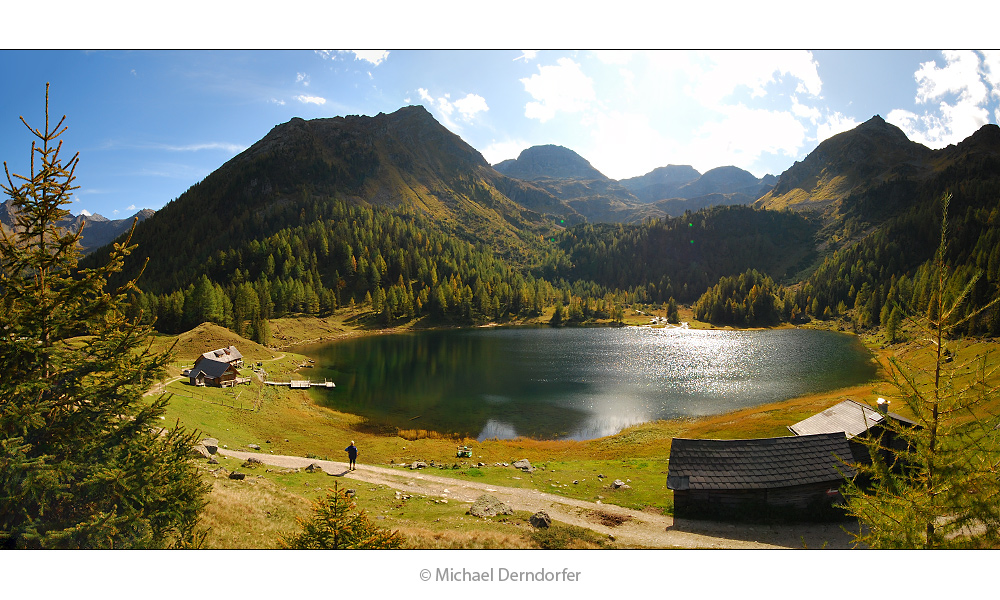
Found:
345,441 -> 358,470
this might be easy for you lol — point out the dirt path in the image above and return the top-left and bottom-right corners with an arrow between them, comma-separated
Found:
218,450 -> 857,549
144,376 -> 185,396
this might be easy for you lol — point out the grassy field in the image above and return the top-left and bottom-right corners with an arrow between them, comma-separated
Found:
151,310 -> 999,549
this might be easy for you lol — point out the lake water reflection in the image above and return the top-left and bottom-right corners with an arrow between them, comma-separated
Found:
294,326 -> 876,441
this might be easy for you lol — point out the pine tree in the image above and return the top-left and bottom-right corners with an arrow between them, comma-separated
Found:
0,86 -> 209,549
281,483 -> 404,549
841,194 -> 1000,548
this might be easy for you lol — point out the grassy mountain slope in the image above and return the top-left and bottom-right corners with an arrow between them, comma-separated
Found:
90,106 -> 568,292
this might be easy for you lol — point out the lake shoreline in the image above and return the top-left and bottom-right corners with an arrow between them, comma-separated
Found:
289,319 -> 879,443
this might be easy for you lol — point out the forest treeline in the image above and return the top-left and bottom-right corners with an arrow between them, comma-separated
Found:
113,178 -> 1000,342
125,196 -> 642,342
122,202 -> 825,342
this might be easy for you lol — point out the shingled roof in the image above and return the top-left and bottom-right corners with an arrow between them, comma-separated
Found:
666,433 -> 856,491
788,399 -> 918,438
201,345 -> 243,363
189,358 -> 236,380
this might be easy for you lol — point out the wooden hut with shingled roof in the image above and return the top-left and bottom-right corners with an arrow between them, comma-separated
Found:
666,432 -> 856,521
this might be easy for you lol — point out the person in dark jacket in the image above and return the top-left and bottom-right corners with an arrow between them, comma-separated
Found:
345,441 -> 358,470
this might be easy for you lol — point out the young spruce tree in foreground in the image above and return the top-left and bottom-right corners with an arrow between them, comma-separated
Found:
841,193 -> 1000,549
0,85 -> 208,548
281,483 -> 404,549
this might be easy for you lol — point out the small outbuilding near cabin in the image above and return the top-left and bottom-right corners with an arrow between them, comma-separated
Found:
666,433 -> 856,521
188,358 -> 239,387
195,345 -> 244,368
788,399 -> 920,464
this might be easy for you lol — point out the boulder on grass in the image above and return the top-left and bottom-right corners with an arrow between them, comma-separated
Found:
513,459 -> 534,473
530,511 -> 552,528
468,494 -> 513,518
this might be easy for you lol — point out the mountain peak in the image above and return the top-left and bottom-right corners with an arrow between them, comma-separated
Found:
757,114 -> 933,214
494,145 -> 608,181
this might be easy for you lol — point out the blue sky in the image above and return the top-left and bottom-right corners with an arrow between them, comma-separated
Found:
3,48 -> 999,219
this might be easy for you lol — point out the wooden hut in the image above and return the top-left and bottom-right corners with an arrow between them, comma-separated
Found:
666,433 -> 856,521
188,357 -> 239,388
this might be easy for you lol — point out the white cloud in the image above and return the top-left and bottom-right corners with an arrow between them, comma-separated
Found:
791,96 -> 822,123
416,89 -> 489,131
315,50 -> 389,66
982,50 -> 1000,94
453,94 -> 489,119
80,209 -> 92,216
348,50 -> 389,66
481,140 -> 532,166
887,51 -> 992,147
690,51 -> 822,106
161,142 -> 246,153
584,111 -> 672,179
521,58 -> 596,123
268,97 -> 286,106
982,50 -> 1000,121
815,112 -> 860,144
295,94 -> 327,105
914,50 -> 986,105
690,104 -> 808,173
127,204 -> 136,210
112,209 -> 120,215
514,51 -> 538,62
296,72 -> 310,86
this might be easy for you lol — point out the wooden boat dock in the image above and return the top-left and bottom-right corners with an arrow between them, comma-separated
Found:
264,379 -> 336,389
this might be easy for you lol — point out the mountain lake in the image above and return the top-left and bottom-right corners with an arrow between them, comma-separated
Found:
292,326 -> 877,441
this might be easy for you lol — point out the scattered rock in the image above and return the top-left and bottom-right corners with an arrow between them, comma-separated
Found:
409,461 -> 428,470
190,444 -> 211,459
612,479 -> 631,490
248,443 -> 261,450
477,462 -> 486,467
345,489 -> 356,497
529,511 -> 552,528
242,457 -> 264,468
207,457 -> 219,465
304,463 -> 324,473
598,474 -> 605,479
201,438 -> 219,454
229,472 -> 246,480
513,459 -> 534,472
573,480 -> 579,484
468,494 -> 513,518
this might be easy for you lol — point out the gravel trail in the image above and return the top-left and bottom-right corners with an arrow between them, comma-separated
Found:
218,449 -> 856,549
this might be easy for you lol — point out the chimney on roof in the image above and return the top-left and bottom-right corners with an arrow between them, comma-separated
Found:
876,398 -> 889,415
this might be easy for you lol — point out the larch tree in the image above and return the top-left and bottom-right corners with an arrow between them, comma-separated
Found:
841,194 -> 1000,548
0,85 -> 209,549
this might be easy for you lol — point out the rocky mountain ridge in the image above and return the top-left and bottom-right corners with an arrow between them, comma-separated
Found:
494,145 -> 775,222
0,199 -> 154,253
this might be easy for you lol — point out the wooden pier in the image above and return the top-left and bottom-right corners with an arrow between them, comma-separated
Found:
264,379 -> 335,389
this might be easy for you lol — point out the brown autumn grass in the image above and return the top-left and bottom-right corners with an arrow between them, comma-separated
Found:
197,468 -> 314,549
